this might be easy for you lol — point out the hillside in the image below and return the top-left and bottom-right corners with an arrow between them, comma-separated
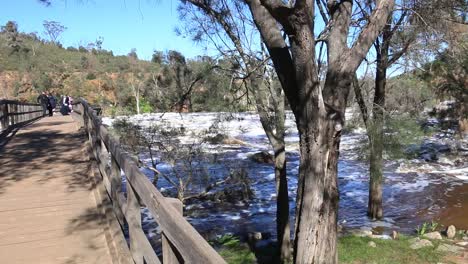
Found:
0,23 -> 240,115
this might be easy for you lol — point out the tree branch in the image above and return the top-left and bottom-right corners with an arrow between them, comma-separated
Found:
345,0 -> 395,72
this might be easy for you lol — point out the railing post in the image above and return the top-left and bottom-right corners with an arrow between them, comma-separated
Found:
126,181 -> 144,264
162,198 -> 184,264
9,103 -> 15,126
110,155 -> 125,225
1,102 -> 8,130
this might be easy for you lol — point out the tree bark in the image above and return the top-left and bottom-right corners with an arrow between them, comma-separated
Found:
245,0 -> 395,262
367,19 -> 391,220
293,71 -> 350,264
274,147 -> 291,263
249,75 -> 291,263
367,60 -> 385,219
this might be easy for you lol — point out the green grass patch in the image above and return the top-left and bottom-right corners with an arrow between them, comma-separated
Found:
211,234 -> 447,264
213,235 -> 257,264
338,235 -> 445,264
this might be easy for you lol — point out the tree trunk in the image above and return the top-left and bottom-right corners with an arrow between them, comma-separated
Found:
293,73 -> 348,264
249,75 -> 291,263
367,38 -> 389,220
136,93 -> 140,115
274,146 -> 290,263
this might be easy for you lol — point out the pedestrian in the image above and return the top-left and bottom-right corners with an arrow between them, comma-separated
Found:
47,92 -> 57,117
36,91 -> 48,117
60,95 -> 70,115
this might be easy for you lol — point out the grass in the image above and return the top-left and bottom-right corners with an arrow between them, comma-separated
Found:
338,235 -> 444,264
213,234 -> 446,264
212,234 -> 257,264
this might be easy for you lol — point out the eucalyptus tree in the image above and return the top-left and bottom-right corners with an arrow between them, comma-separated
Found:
178,2 -> 291,262
352,0 -> 468,220
42,20 -> 67,44
181,0 -> 394,263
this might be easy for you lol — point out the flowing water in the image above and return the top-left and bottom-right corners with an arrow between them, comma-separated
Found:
104,111 -> 468,240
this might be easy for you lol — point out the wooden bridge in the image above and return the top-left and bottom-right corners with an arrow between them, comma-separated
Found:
0,99 -> 226,264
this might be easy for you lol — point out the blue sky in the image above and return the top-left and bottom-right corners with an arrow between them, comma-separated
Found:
0,0 -> 209,60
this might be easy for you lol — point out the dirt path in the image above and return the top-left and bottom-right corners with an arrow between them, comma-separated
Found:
0,115 -> 112,264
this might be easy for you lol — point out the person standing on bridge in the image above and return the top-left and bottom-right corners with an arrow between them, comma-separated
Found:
37,91 -> 49,117
47,92 -> 57,117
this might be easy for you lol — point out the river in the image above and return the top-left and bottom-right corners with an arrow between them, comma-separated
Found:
103,111 -> 468,241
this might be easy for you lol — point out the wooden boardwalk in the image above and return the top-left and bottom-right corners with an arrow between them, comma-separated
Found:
0,115 -> 113,264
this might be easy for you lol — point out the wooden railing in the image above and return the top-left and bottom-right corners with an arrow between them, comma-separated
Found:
72,99 -> 226,264
0,100 -> 43,134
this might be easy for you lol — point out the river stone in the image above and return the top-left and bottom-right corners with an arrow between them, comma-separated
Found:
368,241 -> 377,248
446,225 -> 456,239
248,232 -> 262,241
410,238 -> 434,249
249,151 -> 274,164
353,230 -> 373,237
423,231 -> 443,240
370,234 -> 392,240
436,244 -> 464,253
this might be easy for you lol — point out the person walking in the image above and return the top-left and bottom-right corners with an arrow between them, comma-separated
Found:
47,92 -> 57,117
60,95 -> 70,115
36,91 -> 49,117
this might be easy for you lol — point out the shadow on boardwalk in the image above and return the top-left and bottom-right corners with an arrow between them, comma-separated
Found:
0,118 -> 94,194
0,115 -> 113,264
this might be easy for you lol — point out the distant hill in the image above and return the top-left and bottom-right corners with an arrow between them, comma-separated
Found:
0,23 -> 240,115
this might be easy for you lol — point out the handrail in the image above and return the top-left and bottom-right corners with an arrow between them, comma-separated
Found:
72,99 -> 226,264
0,99 -> 43,134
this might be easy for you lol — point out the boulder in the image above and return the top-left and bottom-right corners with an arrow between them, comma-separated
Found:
249,151 -> 274,164
446,225 -> 457,239
410,238 -> 434,250
205,134 -> 246,145
351,229 -> 373,237
423,231 -> 443,240
368,241 -> 377,248
247,232 -> 263,241
436,244 -> 464,253
370,235 -> 392,240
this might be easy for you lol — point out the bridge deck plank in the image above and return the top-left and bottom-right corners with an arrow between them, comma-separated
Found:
0,115 -> 113,264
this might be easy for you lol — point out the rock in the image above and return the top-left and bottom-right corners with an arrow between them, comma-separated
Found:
456,242 -> 468,246
423,231 -> 443,240
337,224 -> 343,233
392,230 -> 399,240
418,142 -> 452,161
410,238 -> 434,249
352,230 -> 373,237
464,236 -> 468,241
368,241 -> 377,248
446,225 -> 457,239
436,244 -> 464,253
249,151 -> 274,164
205,134 -> 246,145
248,232 -> 262,241
370,235 -> 392,240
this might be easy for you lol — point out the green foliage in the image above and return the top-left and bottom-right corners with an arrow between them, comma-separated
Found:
383,116 -> 426,159
338,235 -> 444,264
139,98 -> 153,113
86,72 -> 96,80
212,235 -> 256,264
356,115 -> 427,160
416,220 -> 442,235
386,76 -> 435,117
